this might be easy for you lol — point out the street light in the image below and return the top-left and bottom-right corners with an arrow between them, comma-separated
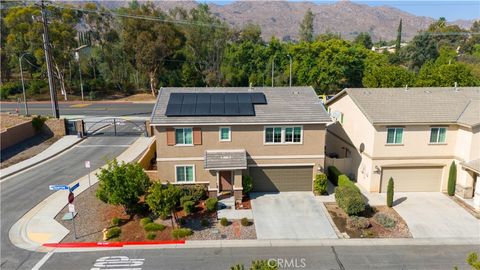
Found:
18,53 -> 30,115
287,54 -> 292,87
74,45 -> 88,101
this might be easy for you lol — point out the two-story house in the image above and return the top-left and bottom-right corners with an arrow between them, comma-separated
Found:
325,86 -> 480,209
150,87 -> 331,201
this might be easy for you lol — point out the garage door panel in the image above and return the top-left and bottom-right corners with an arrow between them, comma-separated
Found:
380,167 -> 443,192
250,166 -> 313,192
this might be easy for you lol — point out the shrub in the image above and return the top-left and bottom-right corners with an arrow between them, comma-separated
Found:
313,173 -> 328,195
362,229 -> 375,238
172,228 -> 193,239
335,186 -> 365,216
205,197 -> 218,212
180,195 -> 193,206
146,232 -> 156,240
447,161 -> 457,196
374,213 -> 396,229
144,222 -> 166,232
242,175 -> 253,194
241,218 -> 250,226
181,185 -> 206,202
347,216 -> 370,230
140,217 -> 152,226
220,217 -> 229,226
106,227 -> 121,239
111,217 -> 121,227
338,174 -> 360,192
0,81 -> 22,98
0,87 -> 10,100
201,218 -> 209,227
146,183 -> 181,221
27,80 -> 47,95
178,218 -> 186,226
386,177 -> 394,207
31,115 -> 46,131
327,166 -> 342,185
182,200 -> 195,215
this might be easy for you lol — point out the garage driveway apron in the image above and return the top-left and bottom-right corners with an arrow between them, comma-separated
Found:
250,192 -> 337,239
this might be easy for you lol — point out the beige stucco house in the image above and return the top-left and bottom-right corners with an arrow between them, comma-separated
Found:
325,87 -> 480,209
150,87 -> 331,201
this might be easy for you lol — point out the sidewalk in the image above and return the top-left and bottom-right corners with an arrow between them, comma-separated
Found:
9,137 -> 154,252
0,136 -> 83,180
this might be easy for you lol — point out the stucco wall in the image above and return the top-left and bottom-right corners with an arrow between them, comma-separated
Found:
0,121 -> 36,150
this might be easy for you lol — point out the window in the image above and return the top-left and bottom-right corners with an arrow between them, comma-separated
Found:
386,128 -> 403,144
175,128 -> 192,145
176,165 -> 194,182
265,126 -> 302,144
430,127 -> 446,143
219,127 -> 231,141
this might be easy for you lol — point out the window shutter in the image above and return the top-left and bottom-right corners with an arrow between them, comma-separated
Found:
193,127 -> 202,145
166,128 -> 175,145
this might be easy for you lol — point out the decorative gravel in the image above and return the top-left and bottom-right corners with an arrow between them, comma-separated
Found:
185,217 -> 257,240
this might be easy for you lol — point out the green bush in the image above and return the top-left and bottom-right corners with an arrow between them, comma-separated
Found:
386,177 -> 394,207
144,222 -> 166,232
240,218 -> 250,226
146,232 -> 156,240
220,217 -> 229,226
374,213 -> 396,229
242,175 -> 253,194
335,185 -> 365,216
106,227 -> 121,239
0,87 -> 10,100
182,200 -> 195,215
0,81 -> 22,98
181,185 -> 206,202
205,197 -> 218,212
140,217 -> 152,226
111,217 -> 121,227
337,174 -> 360,192
447,161 -> 457,196
347,216 -> 370,230
27,80 -> 47,95
172,228 -> 193,239
200,218 -> 209,227
313,173 -> 328,195
327,166 -> 342,185
31,115 -> 46,131
180,195 -> 193,206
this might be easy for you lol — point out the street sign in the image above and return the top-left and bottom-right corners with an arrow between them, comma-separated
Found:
85,160 -> 90,168
68,192 -> 74,204
68,203 -> 75,213
70,183 -> 80,192
49,185 -> 69,191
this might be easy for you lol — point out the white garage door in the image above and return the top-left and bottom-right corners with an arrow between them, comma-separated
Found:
380,166 -> 443,192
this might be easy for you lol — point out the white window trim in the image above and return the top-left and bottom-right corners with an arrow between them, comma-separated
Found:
429,127 -> 447,144
386,127 -> 404,145
219,126 -> 231,142
174,127 -> 194,146
264,126 -> 303,145
174,164 -> 196,183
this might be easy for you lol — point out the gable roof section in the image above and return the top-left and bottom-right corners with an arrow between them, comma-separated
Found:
326,87 -> 480,127
151,87 -> 331,126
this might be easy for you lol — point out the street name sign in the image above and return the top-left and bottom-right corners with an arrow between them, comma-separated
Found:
70,183 -> 80,192
49,185 -> 69,191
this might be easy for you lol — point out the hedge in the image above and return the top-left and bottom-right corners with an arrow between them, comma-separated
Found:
144,222 -> 166,232
327,166 -> 342,185
338,174 -> 360,192
335,185 -> 365,216
313,173 -> 328,195
106,227 -> 121,239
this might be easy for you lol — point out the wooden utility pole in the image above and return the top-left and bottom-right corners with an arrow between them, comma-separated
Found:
40,0 -> 59,118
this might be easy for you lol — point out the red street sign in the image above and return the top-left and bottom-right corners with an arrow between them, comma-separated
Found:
68,192 -> 74,204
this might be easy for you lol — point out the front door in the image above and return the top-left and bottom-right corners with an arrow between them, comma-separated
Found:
219,171 -> 232,192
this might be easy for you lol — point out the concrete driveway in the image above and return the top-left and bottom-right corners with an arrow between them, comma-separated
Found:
250,192 -> 337,239
391,193 -> 480,239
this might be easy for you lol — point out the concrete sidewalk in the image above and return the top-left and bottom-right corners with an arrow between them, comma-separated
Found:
9,137 -> 154,252
0,136 -> 83,180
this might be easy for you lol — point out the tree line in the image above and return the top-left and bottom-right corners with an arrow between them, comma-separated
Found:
1,2 -> 479,100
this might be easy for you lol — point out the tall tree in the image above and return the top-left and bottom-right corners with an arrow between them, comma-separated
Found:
299,8 -> 315,42
395,19 -> 402,52
354,32 -> 373,49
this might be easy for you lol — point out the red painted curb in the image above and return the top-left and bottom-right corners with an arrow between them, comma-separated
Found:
42,240 -> 185,248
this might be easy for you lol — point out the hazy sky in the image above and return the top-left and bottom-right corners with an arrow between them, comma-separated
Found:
198,1 -> 480,21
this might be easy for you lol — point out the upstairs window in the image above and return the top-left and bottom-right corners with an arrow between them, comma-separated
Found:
265,127 -> 282,143
219,127 -> 231,141
265,126 -> 302,144
430,127 -> 446,144
386,128 -> 403,144
175,128 -> 193,145
285,127 -> 302,143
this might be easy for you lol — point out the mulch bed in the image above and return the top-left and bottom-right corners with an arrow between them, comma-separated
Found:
236,195 -> 252,210
325,202 -> 411,238
55,184 -> 256,242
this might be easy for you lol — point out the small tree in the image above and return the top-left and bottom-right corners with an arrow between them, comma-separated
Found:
145,182 -> 181,227
96,159 -> 151,216
386,177 -> 394,207
243,175 -> 253,194
448,161 -> 457,196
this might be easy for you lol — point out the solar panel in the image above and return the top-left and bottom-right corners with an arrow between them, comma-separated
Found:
250,93 -> 267,104
169,93 -> 184,104
211,93 -> 225,115
180,94 -> 196,115
238,102 -> 254,115
238,93 -> 252,104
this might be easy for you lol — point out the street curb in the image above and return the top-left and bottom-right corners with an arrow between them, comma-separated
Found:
0,136 -> 85,180
43,240 -> 185,248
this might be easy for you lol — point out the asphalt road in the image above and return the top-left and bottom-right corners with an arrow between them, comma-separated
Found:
39,245 -> 480,270
0,102 -> 154,117
0,127 -> 139,270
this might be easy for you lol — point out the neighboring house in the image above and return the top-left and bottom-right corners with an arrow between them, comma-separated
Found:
150,87 -> 331,201
325,86 -> 480,209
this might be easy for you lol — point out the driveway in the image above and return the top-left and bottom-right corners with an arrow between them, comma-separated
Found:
391,193 -> 480,239
250,192 -> 337,239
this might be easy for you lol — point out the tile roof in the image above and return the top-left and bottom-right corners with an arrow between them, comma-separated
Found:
150,87 -> 331,125
204,150 -> 247,170
327,87 -> 480,127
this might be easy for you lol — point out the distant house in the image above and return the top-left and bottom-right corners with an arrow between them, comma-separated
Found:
325,86 -> 480,209
150,87 -> 331,201
371,43 -> 407,53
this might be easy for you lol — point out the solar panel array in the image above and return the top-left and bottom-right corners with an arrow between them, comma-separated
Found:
165,92 -> 267,116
